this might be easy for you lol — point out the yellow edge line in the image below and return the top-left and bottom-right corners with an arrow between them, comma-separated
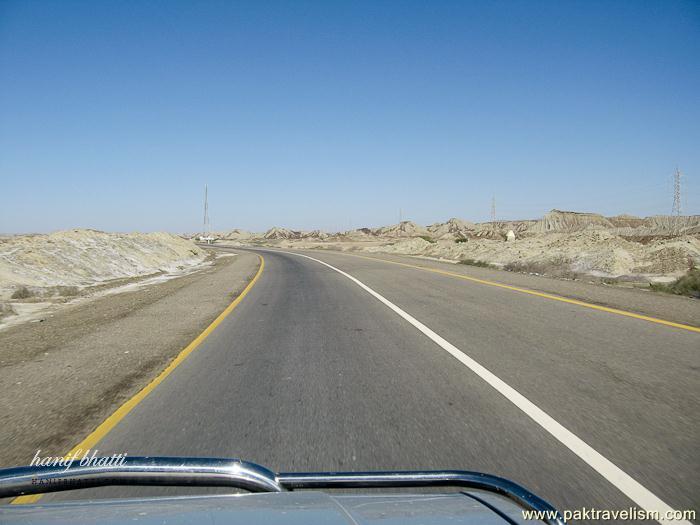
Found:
346,252 -> 700,334
12,254 -> 265,504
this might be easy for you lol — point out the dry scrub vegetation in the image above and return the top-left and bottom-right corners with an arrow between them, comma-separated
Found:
650,268 -> 700,298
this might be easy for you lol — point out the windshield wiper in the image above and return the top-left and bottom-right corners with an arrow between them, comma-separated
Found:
0,456 -> 565,525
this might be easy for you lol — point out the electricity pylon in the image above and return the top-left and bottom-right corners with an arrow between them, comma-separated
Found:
672,168 -> 682,216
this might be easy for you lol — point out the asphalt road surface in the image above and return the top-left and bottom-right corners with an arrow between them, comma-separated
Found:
42,248 -> 699,522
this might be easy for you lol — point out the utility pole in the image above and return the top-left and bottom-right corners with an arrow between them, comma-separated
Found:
399,208 -> 403,223
672,168 -> 682,216
490,194 -> 496,223
203,184 -> 210,240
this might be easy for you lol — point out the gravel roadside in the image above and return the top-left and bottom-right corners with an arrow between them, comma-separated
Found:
0,249 -> 260,467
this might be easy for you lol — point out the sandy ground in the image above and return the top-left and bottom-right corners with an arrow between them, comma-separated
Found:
0,249 -> 260,468
0,257 -> 220,331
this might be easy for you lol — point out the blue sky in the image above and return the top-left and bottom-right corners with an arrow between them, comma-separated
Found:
1,0 -> 699,233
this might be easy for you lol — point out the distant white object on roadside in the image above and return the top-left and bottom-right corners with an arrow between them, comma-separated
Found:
506,230 -> 516,241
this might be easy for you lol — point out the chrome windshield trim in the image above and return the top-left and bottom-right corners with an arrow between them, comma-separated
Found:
0,457 -> 282,495
278,470 -> 565,525
0,457 -> 565,524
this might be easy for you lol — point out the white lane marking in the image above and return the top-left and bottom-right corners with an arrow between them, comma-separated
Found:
280,250 -> 689,525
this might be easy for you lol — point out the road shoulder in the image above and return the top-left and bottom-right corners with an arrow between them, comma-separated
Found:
0,249 -> 260,467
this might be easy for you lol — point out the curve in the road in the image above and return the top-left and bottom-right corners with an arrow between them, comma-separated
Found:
279,250 -> 691,525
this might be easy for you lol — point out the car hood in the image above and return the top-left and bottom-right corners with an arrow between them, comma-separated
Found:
1,491 -> 529,524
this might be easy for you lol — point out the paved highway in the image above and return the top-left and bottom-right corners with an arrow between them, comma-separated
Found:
42,248 -> 698,521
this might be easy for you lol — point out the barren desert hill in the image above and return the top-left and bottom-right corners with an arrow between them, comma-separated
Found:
426,218 -> 476,239
209,210 -> 700,242
529,210 -> 615,233
212,210 -> 700,281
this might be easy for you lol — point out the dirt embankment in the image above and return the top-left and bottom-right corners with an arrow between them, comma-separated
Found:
0,230 -> 209,326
